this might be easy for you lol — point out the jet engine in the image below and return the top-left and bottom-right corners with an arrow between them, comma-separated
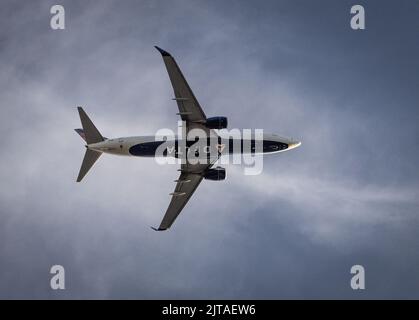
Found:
205,117 -> 228,129
204,167 -> 226,181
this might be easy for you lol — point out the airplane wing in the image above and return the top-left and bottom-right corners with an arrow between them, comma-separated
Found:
155,46 -> 208,132
152,163 -> 213,231
153,46 -> 220,231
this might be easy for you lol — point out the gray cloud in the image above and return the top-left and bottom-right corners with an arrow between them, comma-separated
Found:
1,0 -> 419,299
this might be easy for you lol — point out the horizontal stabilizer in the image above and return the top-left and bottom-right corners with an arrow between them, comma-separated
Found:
74,128 -> 86,142
77,149 -> 102,182
75,128 -> 107,142
77,107 -> 104,144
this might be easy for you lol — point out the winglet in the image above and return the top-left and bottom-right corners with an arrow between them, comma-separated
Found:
154,46 -> 171,57
151,226 -> 168,232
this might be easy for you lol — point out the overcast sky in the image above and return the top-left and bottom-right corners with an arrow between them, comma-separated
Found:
1,0 -> 419,299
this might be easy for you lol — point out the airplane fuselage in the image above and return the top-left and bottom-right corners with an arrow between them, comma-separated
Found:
87,133 -> 301,159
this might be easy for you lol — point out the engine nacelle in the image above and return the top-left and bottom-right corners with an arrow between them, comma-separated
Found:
204,167 -> 226,181
205,117 -> 228,129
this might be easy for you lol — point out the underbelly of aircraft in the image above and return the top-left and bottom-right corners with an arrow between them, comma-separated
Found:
128,139 -> 289,157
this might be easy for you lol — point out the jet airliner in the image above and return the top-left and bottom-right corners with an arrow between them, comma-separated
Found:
75,46 -> 301,231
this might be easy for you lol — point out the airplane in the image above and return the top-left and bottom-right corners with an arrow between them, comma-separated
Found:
75,46 -> 301,231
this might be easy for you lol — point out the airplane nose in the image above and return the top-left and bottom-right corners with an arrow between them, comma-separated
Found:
288,141 -> 301,150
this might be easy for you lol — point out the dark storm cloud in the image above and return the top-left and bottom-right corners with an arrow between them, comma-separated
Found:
0,0 -> 419,299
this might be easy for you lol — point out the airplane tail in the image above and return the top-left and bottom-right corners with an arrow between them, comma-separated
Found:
75,107 -> 104,182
